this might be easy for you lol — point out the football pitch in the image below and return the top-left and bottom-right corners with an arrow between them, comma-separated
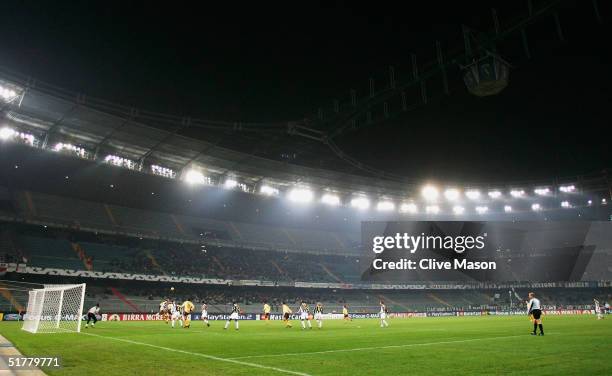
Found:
1,315 -> 610,375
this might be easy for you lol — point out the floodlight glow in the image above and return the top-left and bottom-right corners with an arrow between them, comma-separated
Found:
376,201 -> 395,211
288,188 -> 314,203
444,188 -> 460,201
422,185 -> 439,201
260,185 -> 279,196
488,190 -> 502,199
104,154 -> 136,170
587,200 -> 593,205
561,201 -> 571,208
534,187 -> 551,196
531,203 -> 541,211
184,170 -> 206,185
151,165 -> 175,179
400,203 -> 418,214
0,127 -> 16,140
425,205 -> 440,214
603,198 -> 608,205
0,85 -> 18,102
452,205 -> 465,215
504,205 -> 512,213
465,189 -> 481,200
224,179 -> 238,189
475,206 -> 488,214
321,193 -> 340,206
510,189 -> 525,198
350,197 -> 370,210
559,185 -> 576,193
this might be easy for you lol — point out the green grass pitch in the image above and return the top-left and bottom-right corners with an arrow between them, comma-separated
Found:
1,315 -> 610,375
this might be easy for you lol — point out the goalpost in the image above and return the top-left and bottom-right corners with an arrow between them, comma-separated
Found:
22,283 -> 86,334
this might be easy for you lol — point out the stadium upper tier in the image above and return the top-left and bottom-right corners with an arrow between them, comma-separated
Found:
0,189 -> 361,255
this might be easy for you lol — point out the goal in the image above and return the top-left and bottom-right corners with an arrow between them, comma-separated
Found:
22,283 -> 86,334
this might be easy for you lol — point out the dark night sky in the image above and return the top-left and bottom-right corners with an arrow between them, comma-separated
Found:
0,0 -> 610,183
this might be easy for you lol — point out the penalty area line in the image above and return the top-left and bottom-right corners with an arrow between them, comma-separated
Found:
229,334 -> 535,360
81,332 -> 311,376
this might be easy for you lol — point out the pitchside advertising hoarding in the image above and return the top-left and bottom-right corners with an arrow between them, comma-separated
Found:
0,310 -> 596,322
360,221 -> 612,282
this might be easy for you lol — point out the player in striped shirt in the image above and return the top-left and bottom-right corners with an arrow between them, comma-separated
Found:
379,300 -> 389,328
169,300 -> 181,328
527,292 -> 544,335
298,301 -> 312,330
224,303 -> 240,330
314,302 -> 324,329
594,299 -> 603,320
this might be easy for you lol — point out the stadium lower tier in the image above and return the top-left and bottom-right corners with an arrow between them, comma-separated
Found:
1,274 -> 609,315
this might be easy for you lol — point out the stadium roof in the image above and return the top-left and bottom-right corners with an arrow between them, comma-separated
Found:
1,66 -> 610,201
0,67 -> 417,198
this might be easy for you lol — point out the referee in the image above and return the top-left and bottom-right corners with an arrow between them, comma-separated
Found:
527,292 -> 544,336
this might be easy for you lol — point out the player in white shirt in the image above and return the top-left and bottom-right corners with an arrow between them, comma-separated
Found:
201,303 -> 210,327
379,300 -> 389,328
85,303 -> 100,328
298,301 -> 312,330
169,300 -> 182,328
527,292 -> 544,335
159,299 -> 169,324
594,299 -> 603,320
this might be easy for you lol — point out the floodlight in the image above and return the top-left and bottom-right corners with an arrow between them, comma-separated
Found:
465,189 -> 481,200
603,198 -> 608,205
400,203 -> 418,214
288,188 -> 314,203
488,190 -> 502,199
534,187 -> 551,196
422,185 -> 439,201
151,165 -> 175,179
452,205 -> 465,215
531,203 -> 541,211
475,206 -> 488,214
0,85 -> 18,102
444,188 -> 460,201
184,170 -> 206,185
503,205 -> 512,213
321,193 -> 340,206
510,189 -> 525,198
559,185 -> 576,193
350,197 -> 370,210
260,185 -> 279,196
0,127 -> 15,140
376,201 -> 395,211
425,205 -> 440,214
224,179 -> 238,189
561,201 -> 571,208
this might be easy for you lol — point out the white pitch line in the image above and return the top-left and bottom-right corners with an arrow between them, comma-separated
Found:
229,334 -> 530,360
81,332 -> 311,376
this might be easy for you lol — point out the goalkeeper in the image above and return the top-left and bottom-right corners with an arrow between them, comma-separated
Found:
85,303 -> 100,328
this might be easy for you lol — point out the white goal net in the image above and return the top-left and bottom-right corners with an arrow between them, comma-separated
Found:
22,283 -> 86,334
